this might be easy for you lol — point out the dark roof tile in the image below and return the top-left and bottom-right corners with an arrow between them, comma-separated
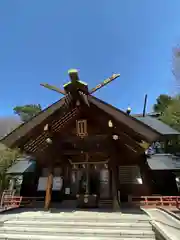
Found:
147,154 -> 180,170
135,116 -> 180,135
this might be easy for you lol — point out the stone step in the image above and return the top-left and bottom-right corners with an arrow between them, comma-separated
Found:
17,211 -> 148,218
12,216 -> 150,223
0,233 -> 156,240
4,220 -> 152,230
14,213 -> 149,219
0,226 -> 155,238
13,212 -> 150,223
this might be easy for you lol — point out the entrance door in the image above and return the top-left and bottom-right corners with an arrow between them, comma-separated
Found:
70,166 -> 101,208
89,169 -> 100,196
99,168 -> 110,199
78,168 -> 100,196
71,168 -> 100,196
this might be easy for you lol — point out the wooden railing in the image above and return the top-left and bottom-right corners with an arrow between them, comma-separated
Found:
128,195 -> 180,208
0,190 -> 15,208
1,193 -> 44,210
2,196 -> 22,209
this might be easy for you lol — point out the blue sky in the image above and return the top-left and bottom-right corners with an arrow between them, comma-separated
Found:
0,0 -> 180,116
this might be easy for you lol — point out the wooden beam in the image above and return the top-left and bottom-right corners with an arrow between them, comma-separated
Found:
89,74 -> 120,94
62,150 -> 106,155
40,83 -> 66,95
68,160 -> 109,165
60,134 -> 109,143
44,167 -> 53,210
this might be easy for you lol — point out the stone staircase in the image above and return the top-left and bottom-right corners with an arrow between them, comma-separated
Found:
0,210 -> 156,239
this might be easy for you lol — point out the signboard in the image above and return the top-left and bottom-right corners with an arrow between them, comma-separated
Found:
37,177 -> 47,191
53,177 -> 63,191
37,177 -> 63,191
65,188 -> 70,195
100,170 -> 109,182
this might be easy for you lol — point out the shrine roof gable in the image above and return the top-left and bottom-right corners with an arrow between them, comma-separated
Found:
0,96 -> 161,148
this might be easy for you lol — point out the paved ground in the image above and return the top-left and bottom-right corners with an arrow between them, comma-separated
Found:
143,208 -> 180,240
173,210 -> 180,217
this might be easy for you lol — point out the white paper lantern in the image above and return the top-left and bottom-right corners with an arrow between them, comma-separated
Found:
46,138 -> 52,144
108,120 -> 113,128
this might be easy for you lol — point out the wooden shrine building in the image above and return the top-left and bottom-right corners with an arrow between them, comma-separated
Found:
1,69 -> 162,209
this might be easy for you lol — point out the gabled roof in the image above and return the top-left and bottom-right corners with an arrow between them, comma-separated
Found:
6,156 -> 36,174
0,98 -> 65,147
147,154 -> 180,170
0,96 -> 161,151
89,96 -> 161,142
135,116 -> 180,136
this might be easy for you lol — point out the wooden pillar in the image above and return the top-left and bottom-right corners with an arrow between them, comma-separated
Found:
44,167 -> 53,210
85,153 -> 89,194
108,140 -> 120,211
111,163 -> 120,210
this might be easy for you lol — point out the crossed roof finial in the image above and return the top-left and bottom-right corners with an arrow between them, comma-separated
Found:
40,69 -> 120,96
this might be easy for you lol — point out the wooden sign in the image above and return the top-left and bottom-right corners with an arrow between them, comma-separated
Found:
37,177 -> 47,191
65,188 -> 70,195
53,177 -> 63,191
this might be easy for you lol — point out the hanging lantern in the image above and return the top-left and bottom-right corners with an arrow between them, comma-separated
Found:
46,138 -> 52,144
44,124 -> 49,131
76,100 -> 80,106
108,120 -> 113,128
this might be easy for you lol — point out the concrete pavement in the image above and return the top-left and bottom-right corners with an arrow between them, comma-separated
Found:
142,208 -> 180,240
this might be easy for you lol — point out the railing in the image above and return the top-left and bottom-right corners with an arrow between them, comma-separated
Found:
0,191 -> 45,210
128,195 -> 180,208
0,190 -> 15,208
2,196 -> 22,209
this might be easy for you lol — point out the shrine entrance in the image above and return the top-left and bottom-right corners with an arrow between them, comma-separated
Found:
1,69 -> 161,210
78,168 -> 100,196
70,162 -> 111,208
